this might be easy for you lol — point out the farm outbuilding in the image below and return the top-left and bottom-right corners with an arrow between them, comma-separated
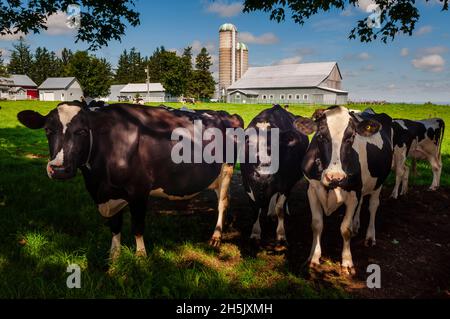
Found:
119,83 -> 169,102
38,77 -> 83,101
0,75 -> 38,100
105,84 -> 126,102
226,62 -> 348,105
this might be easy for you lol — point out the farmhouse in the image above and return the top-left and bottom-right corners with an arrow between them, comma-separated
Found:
226,62 -> 348,105
0,74 -> 38,100
38,77 -> 83,101
119,83 -> 169,102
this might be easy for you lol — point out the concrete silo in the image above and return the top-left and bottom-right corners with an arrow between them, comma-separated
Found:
219,23 -> 237,98
236,42 -> 248,80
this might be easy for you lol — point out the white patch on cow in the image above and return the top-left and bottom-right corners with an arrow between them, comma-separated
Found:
47,149 -> 64,178
395,119 -> 408,130
352,134 -> 378,194
365,132 -> 384,149
149,188 -> 199,201
57,104 -> 81,134
322,107 -> 351,184
267,192 -> 278,217
247,188 -> 255,202
98,199 -> 128,218
256,122 -> 270,130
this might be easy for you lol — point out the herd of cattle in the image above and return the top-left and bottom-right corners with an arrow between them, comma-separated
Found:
17,101 -> 445,274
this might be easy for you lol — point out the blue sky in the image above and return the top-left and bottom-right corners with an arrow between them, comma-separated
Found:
1,0 -> 450,103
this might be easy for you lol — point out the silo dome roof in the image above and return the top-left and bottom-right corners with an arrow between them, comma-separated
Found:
219,23 -> 237,32
237,42 -> 248,50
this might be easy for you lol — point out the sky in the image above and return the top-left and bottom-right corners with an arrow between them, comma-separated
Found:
1,0 -> 450,103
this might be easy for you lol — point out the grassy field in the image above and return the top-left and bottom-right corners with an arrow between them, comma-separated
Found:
0,100 -> 449,298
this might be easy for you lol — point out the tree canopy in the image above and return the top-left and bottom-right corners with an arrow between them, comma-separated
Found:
242,0 -> 449,43
0,0 -> 140,50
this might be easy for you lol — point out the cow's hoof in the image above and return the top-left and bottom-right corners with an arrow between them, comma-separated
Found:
307,259 -> 321,269
136,249 -> 147,258
340,265 -> 356,276
109,249 -> 121,262
390,193 -> 398,199
209,236 -> 222,248
249,237 -> 261,248
428,186 -> 438,191
365,238 -> 376,247
351,223 -> 360,237
274,240 -> 288,252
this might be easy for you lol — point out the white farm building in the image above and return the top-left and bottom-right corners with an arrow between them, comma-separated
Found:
39,77 -> 83,101
119,83 -> 168,102
226,62 -> 348,105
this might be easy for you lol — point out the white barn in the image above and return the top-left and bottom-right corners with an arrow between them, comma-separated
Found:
227,62 -> 348,105
39,77 -> 83,101
120,83 -> 169,102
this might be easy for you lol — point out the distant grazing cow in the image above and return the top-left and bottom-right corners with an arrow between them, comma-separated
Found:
294,106 -> 393,274
391,118 -> 445,198
241,105 -> 309,248
17,102 -> 243,260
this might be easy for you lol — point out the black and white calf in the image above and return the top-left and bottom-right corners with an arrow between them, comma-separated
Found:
294,106 -> 393,273
391,118 -> 445,198
18,102 -> 243,259
240,105 -> 309,246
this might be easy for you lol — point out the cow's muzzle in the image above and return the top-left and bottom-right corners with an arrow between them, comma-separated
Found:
47,164 -> 76,180
322,170 -> 347,189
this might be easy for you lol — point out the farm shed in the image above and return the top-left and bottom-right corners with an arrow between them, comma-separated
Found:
0,75 -> 38,100
38,77 -> 83,101
105,84 -> 126,102
227,62 -> 348,105
120,83 -> 169,102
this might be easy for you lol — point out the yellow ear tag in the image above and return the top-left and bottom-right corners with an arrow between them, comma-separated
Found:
366,125 -> 372,131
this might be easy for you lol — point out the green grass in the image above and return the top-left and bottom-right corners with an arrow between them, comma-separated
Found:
0,100 -> 449,298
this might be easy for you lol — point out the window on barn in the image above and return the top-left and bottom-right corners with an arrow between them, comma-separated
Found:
280,94 -> 285,100
295,94 -> 300,100
303,94 -> 309,100
288,94 -> 293,100
262,95 -> 267,100
269,94 -> 274,100
236,93 -> 241,99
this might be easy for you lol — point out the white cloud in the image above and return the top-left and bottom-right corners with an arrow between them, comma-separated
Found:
45,11 -> 75,35
412,54 -> 445,72
0,31 -> 26,41
416,25 -> 433,36
239,32 -> 279,45
191,40 -> 216,54
357,0 -> 377,12
341,7 -> 354,16
206,1 -> 243,18
388,84 -> 396,90
274,56 -> 303,65
362,64 -> 374,71
357,52 -> 371,60
400,48 -> 409,57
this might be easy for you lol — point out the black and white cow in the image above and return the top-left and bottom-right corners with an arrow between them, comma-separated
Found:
240,105 -> 309,247
391,118 -> 445,198
294,106 -> 393,274
17,102 -> 243,259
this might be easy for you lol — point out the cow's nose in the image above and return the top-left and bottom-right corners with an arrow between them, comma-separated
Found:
325,171 -> 346,182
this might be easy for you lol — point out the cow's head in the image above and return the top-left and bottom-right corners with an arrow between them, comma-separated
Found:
17,102 -> 91,180
294,106 -> 381,189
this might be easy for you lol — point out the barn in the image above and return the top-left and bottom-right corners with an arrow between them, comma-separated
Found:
226,62 -> 348,105
119,83 -> 168,102
0,75 -> 38,100
38,77 -> 83,101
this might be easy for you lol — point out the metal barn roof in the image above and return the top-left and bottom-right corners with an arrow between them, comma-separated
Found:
10,74 -> 37,87
39,77 -> 77,90
120,83 -> 165,93
228,62 -> 340,90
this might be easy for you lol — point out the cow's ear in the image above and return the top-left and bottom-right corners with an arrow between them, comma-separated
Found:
17,110 -> 46,129
294,116 -> 317,135
356,119 -> 381,137
312,109 -> 326,120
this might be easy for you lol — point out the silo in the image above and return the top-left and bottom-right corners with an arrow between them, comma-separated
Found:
236,42 -> 242,80
241,42 -> 249,77
219,23 -> 237,97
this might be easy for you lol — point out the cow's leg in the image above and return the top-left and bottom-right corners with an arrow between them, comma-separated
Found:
341,192 -> 358,275
107,211 -> 123,261
351,197 -> 364,236
250,209 -> 262,241
275,194 -> 287,243
210,164 -> 234,247
365,188 -> 381,247
307,184 -> 323,267
130,199 -> 147,257
391,148 -> 406,199
400,165 -> 410,196
428,154 -> 442,191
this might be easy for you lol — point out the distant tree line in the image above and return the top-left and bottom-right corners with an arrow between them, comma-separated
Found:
0,38 -> 216,99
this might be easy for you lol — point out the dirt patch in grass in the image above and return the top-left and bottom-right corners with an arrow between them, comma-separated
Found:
150,173 -> 450,299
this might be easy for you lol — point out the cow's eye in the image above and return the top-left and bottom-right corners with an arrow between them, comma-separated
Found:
74,129 -> 88,136
45,128 -> 54,135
